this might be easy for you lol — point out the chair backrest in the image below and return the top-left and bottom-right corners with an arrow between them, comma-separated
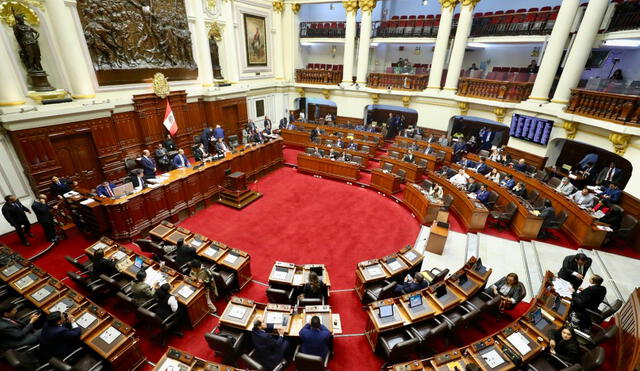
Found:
396,169 -> 407,179
137,307 -> 163,327
135,239 -> 157,254
599,299 -> 623,319
555,210 -> 569,224
478,149 -> 490,157
592,325 -> 618,346
294,352 -> 325,371
390,151 -> 400,159
240,354 -> 265,371
580,346 -> 605,371
526,189 -> 539,203
204,332 -> 234,354
379,281 -> 398,300
228,135 -> 239,147
124,158 -> 138,171
361,145 -> 370,152
353,156 -> 363,165
305,147 -> 315,155
299,297 -> 323,306
382,162 -> 394,172
389,337 -> 420,361
266,287 -> 292,304
505,202 -> 517,216
422,180 -> 433,190
619,214 -> 638,232
487,191 -> 499,205
443,194 -> 454,208
547,176 -> 561,189
431,268 -> 449,284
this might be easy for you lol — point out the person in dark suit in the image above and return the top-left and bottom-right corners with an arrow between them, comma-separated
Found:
90,249 -> 117,281
300,271 -> 327,300
513,159 -> 528,173
452,140 -> 466,162
213,124 -> 225,140
193,143 -> 209,162
251,318 -> 289,370
394,272 -> 428,295
155,143 -> 171,172
577,161 -> 597,184
547,326 -> 580,364
476,185 -> 491,206
299,316 -> 331,359
403,150 -> 415,163
201,127 -> 214,152
38,311 -> 82,362
263,117 -> 272,132
129,169 -> 146,190
31,194 -> 57,243
595,162 -> 622,187
597,183 -> 621,204
558,253 -> 592,290
215,138 -> 231,155
458,157 -> 475,169
537,200 -> 556,239
466,178 -> 480,194
310,126 -> 321,142
164,134 -> 177,152
140,150 -> 156,178
499,174 -> 516,190
485,273 -> 525,311
152,283 -> 183,329
474,157 -> 490,175
50,176 -> 76,199
279,117 -> 287,130
174,238 -> 197,268
0,302 -> 41,350
172,149 -> 191,169
571,275 -> 606,330
96,181 -> 116,198
511,182 -> 527,199
2,195 -> 33,246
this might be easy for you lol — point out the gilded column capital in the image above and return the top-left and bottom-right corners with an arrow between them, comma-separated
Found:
296,87 -> 305,97
562,121 -> 578,140
493,107 -> 506,123
402,96 -> 411,108
208,22 -> 223,41
290,3 -> 300,14
370,93 -> 380,105
458,102 -> 469,116
322,89 -> 330,100
460,0 -> 479,8
438,0 -> 459,10
272,0 -> 284,13
359,0 -> 377,13
608,133 -> 631,156
343,0 -> 358,15
0,1 -> 44,26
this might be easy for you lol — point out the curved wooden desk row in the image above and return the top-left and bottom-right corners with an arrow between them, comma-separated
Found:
465,153 -> 607,247
268,261 -> 332,290
69,140 -> 283,242
153,347 -> 240,371
428,171 -> 490,232
85,237 -> 210,328
380,156 -> 426,183
394,137 -> 454,163
387,271 -> 572,371
291,121 -> 384,145
403,183 -> 444,224
297,153 -> 361,182
0,245 -> 146,371
300,143 -> 371,169
386,146 -> 441,173
365,257 -> 492,352
149,221 -> 253,290
355,245 -> 425,301
281,128 -> 377,157
371,168 -> 403,195
450,162 -> 544,239
219,296 -> 342,336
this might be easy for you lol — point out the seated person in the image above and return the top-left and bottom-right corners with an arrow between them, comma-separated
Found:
466,177 -> 480,194
0,303 -> 41,349
429,184 -> 444,200
301,271 -> 327,301
402,150 -> 415,163
570,188 -> 596,208
310,126 -> 321,141
129,169 -> 146,190
513,158 -> 528,173
327,148 -> 340,160
449,169 -> 469,188
489,148 -> 502,163
499,174 -> 515,189
458,157 -> 475,169
592,198 -> 611,215
251,317 -> 289,370
174,238 -> 197,268
347,142 -> 358,151
193,143 -> 209,162
394,272 -> 428,295
438,135 -> 449,147
597,183 -> 621,204
215,138 -> 232,155
423,145 -> 433,155
595,162 -> 622,187
299,315 -> 332,359
485,273 -> 525,311
152,284 -> 183,333
408,141 -> 420,151
571,275 -> 606,331
474,157 -> 490,174
334,138 -> 345,149
96,181 -> 116,198
39,311 -> 82,362
555,177 -> 576,196
172,149 -> 191,169
476,184 -> 491,206
547,326 -> 580,364
485,168 -> 501,183
538,200 -> 556,239
90,249 -> 117,281
558,253 -> 592,290
131,270 -> 156,307
512,182 -> 527,198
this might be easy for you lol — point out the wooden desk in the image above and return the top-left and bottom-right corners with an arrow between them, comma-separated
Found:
429,171 -> 489,232
387,146 -> 438,172
381,156 -> 424,183
395,137 -> 453,163
297,153 -> 360,182
268,262 -> 331,289
154,347 -> 240,371
371,168 -> 402,195
291,121 -> 384,146
403,183 -> 444,224
281,129 -> 378,157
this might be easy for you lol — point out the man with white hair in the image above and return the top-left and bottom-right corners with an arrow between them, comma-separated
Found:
556,177 -> 576,196
450,169 -> 469,188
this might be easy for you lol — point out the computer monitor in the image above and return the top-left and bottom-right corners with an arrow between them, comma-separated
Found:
409,294 -> 422,308
530,308 -> 542,324
113,182 -> 134,198
310,266 -> 324,277
275,266 -> 288,274
458,272 -> 468,285
378,304 -> 394,319
474,258 -> 486,274
134,256 -> 144,269
435,284 -> 447,298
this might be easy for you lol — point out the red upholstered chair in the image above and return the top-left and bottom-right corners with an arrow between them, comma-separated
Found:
400,15 -> 408,19
396,20 -> 407,36
409,15 -> 416,19
423,15 -> 434,36
417,15 -> 425,19
329,22 -> 337,37
391,15 -> 399,20
432,18 -> 440,36
413,19 -> 425,37
306,63 -> 312,69
338,22 -> 345,37
543,12 -> 557,33
404,19 -> 415,35
497,13 -> 513,34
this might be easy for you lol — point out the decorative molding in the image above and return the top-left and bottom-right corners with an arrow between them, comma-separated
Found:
208,21 -> 223,41
290,3 -> 300,14
370,93 -> 380,105
152,73 -> 170,99
206,0 -> 217,12
460,0 -> 480,8
296,87 -> 305,97
562,121 -> 578,140
0,0 -> 44,26
359,0 -> 377,13
458,101 -> 469,116
272,0 -> 284,13
322,89 -> 330,100
342,0 -> 358,15
438,0 -> 459,10
402,96 -> 411,108
608,133 -> 631,156
493,107 -> 506,123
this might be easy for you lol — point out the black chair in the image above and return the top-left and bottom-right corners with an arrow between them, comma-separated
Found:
535,170 -> 549,182
66,272 -> 109,298
48,348 -> 105,371
409,317 -> 449,356
611,214 -> 638,245
352,156 -> 364,166
64,255 -> 91,272
136,306 -> 182,347
441,305 -> 481,345
211,267 -> 237,297
485,191 -> 499,209
526,345 -> 604,371
361,145 -> 371,153
204,327 -> 247,366
489,202 -> 517,230
576,324 -> 618,348
395,169 -> 407,183
135,239 -> 163,257
193,135 -> 202,144
293,344 -> 329,371
239,350 -> 286,371
465,291 -> 501,316
228,135 -> 239,148
305,147 -> 315,155
364,280 -> 397,303
382,162 -> 394,172
266,286 -> 295,304
377,328 -> 419,367
389,151 -> 400,159
423,267 -> 449,285
526,189 -> 540,203
4,345 -> 51,371
478,149 -> 490,157
417,159 -> 428,168
124,157 -> 139,173
547,176 -> 561,189
543,210 -> 568,240
587,299 -> 623,325
297,295 -> 325,306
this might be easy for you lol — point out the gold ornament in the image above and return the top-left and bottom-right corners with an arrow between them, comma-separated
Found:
370,93 -> 380,105
402,96 -> 411,108
152,73 -> 170,99
342,0 -> 358,15
359,0 -> 377,13
206,0 -> 216,12
209,22 -> 223,41
296,87 -> 305,97
562,121 -> 578,139
458,102 -> 469,116
322,89 -> 330,100
461,0 -> 480,8
438,0 -> 459,10
0,1 -> 42,26
493,107 -> 506,123
272,0 -> 284,13
608,133 -> 631,156
291,3 -> 300,14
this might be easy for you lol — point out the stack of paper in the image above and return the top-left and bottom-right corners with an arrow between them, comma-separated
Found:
99,327 -> 121,345
80,199 -> 95,205
507,332 -> 531,355
76,312 -> 97,328
177,285 -> 194,299
272,270 -> 288,280
229,306 -> 247,319
266,311 -> 284,325
367,265 -> 383,276
481,349 -> 505,368
388,260 -> 402,271
224,254 -> 238,264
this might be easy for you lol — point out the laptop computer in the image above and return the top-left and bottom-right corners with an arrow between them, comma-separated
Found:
378,304 -> 394,319
435,284 -> 447,298
530,308 -> 550,330
473,258 -> 487,275
409,294 -> 422,309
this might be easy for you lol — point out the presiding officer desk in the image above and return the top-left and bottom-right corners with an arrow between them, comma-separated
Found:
388,271 -> 571,371
83,237 -> 210,328
219,296 -> 343,335
355,245 -> 425,302
365,257 -> 492,352
297,152 -> 361,182
153,347 -> 240,371
149,221 -> 252,290
428,171 -> 490,231
465,153 -> 608,247
281,128 -> 378,157
403,183 -> 445,224
69,139 -> 283,242
268,261 -> 331,292
0,245 -> 146,371
450,161 -> 544,239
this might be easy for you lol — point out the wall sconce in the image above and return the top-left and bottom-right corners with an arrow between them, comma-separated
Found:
415,46 -> 421,55
531,47 -> 540,57
331,45 -> 337,58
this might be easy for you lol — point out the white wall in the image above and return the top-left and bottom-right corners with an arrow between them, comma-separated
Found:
0,133 -> 37,235
581,47 -> 640,81
463,44 -> 542,74
301,44 -> 345,67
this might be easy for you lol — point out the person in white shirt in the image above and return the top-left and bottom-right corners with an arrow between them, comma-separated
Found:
449,169 -> 469,188
570,188 -> 596,208
556,177 -> 576,196
485,168 -> 501,183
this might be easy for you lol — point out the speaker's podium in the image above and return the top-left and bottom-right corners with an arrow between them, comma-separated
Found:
218,171 -> 262,209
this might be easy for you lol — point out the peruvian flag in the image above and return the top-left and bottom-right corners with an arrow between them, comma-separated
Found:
162,100 -> 178,136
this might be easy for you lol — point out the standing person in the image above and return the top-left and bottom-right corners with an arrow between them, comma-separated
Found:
251,317 -> 289,370
50,176 -> 76,199
164,134 -> 177,152
595,162 -> 622,187
214,124 -> 225,140
155,143 -> 171,172
299,316 -> 332,359
31,194 -> 57,243
38,312 -> 82,362
538,200 -> 556,239
188,260 -> 217,313
201,126 -> 214,153
172,149 -> 191,169
263,116 -> 272,133
527,59 -> 539,73
571,275 -> 606,330
558,253 -> 592,290
2,195 -> 33,246
279,116 -> 288,130
140,150 -> 156,178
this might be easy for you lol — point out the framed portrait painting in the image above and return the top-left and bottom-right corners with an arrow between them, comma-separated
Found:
243,14 -> 268,66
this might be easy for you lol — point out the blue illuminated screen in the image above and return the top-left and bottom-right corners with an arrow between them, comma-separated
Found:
509,114 -> 553,146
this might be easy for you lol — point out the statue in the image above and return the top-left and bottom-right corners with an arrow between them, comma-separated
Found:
209,36 -> 224,80
12,13 -> 53,91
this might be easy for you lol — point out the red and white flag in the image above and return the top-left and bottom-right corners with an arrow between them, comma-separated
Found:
162,100 -> 178,136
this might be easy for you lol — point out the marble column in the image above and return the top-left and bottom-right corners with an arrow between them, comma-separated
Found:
342,0 -> 358,83
528,0 -> 581,101
0,33 -> 26,106
443,0 -> 478,91
355,0 -> 376,84
191,0 -> 214,87
220,0 -> 240,83
427,0 -> 458,90
283,3 -> 301,81
551,0 -> 609,103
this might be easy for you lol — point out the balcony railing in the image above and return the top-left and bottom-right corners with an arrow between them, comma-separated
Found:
300,21 -> 359,38
295,69 -> 342,85
567,89 -> 640,126
367,73 -> 429,91
457,78 -> 533,103
470,7 -> 558,37
607,0 -> 640,32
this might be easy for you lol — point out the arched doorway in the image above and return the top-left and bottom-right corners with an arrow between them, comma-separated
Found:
364,104 -> 418,139
293,97 -> 337,123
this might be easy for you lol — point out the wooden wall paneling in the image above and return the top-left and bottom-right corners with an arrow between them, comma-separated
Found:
504,146 -> 548,170
615,288 -> 640,371
49,131 -> 104,188
182,174 -> 203,212
125,196 -> 150,238
143,187 -> 170,225
335,116 -> 364,125
113,112 -> 143,159
204,98 -> 248,142
164,181 -> 188,219
307,104 -> 337,122
10,133 -> 61,194
366,109 -> 418,126
105,203 -> 134,241
554,140 -> 631,189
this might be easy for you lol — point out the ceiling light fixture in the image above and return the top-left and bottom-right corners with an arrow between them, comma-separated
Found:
603,39 -> 640,47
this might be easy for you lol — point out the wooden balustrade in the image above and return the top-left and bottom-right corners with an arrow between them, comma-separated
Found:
367,73 -> 429,91
457,78 -> 533,103
295,69 -> 342,85
566,88 -> 640,126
